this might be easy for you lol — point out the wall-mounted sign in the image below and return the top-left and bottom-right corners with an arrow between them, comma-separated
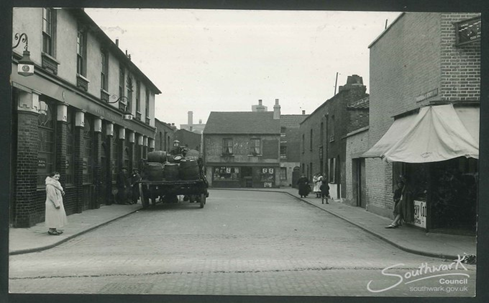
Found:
413,200 -> 427,229
415,88 -> 438,102
455,16 -> 481,46
38,158 -> 46,168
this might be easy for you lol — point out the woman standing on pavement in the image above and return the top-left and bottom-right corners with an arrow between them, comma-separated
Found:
45,172 -> 68,235
297,175 -> 310,198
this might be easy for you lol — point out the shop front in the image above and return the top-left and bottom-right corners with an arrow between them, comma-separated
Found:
363,104 -> 479,234
210,165 -> 279,188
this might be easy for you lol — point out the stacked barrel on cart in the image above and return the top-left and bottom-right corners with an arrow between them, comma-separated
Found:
144,150 -> 201,181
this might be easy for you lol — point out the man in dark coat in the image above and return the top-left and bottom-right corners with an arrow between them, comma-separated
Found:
130,169 -> 142,204
297,175 -> 310,198
116,167 -> 131,204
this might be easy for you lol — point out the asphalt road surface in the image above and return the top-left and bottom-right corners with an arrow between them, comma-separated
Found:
9,190 -> 476,297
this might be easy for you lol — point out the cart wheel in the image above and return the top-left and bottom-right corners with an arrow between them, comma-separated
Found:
140,183 -> 149,209
200,193 -> 206,208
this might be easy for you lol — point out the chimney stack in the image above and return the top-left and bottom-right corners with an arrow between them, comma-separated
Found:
188,111 -> 193,125
116,39 -> 119,47
199,119 -> 202,124
302,110 -> 306,115
259,99 -> 262,105
273,99 -> 281,119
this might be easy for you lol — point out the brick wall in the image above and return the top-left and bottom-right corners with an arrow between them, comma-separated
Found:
440,13 -> 481,101
14,111 -> 40,227
366,12 -> 480,219
300,80 -> 367,198
345,129 -> 368,205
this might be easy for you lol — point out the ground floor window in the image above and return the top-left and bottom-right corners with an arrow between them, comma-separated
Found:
260,167 -> 275,182
213,167 -> 240,181
280,167 -> 287,180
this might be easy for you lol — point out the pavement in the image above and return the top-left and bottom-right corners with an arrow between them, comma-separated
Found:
9,188 -> 476,260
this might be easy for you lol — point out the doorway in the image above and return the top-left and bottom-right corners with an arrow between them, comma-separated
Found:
352,158 -> 366,208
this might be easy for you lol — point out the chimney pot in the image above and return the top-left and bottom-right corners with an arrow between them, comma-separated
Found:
259,99 -> 262,105
116,39 -> 119,46
302,110 -> 306,115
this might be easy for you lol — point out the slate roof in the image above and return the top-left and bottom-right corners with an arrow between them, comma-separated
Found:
280,114 -> 309,128
204,112 -> 281,135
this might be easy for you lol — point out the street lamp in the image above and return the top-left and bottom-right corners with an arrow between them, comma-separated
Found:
12,33 -> 34,77
108,94 -> 133,120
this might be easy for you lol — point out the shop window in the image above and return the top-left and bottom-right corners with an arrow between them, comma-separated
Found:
280,167 -> 287,180
213,167 -> 240,181
260,167 -> 275,182
37,100 -> 56,186
65,108 -> 75,185
222,138 -> 233,155
83,115 -> 93,184
250,138 -> 261,156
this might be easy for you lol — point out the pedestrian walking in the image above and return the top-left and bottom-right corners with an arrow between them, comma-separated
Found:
130,169 -> 142,204
320,179 -> 330,204
386,177 -> 406,228
297,175 -> 310,198
313,173 -> 323,198
116,167 -> 131,204
45,172 -> 67,235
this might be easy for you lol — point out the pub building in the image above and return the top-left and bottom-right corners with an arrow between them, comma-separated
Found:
362,12 -> 480,235
10,8 -> 160,227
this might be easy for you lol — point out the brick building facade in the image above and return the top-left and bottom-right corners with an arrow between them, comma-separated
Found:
364,13 -> 480,233
10,8 -> 160,227
203,110 -> 281,188
154,119 -> 176,153
299,75 -> 369,200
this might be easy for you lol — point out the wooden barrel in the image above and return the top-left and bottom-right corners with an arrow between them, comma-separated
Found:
164,163 -> 180,181
147,151 -> 167,163
144,162 -> 164,181
179,159 -> 200,180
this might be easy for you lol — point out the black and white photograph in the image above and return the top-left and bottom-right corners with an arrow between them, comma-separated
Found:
2,1 -> 488,302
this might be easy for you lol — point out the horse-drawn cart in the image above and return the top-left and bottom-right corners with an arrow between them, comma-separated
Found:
137,149 -> 209,209
138,179 -> 208,208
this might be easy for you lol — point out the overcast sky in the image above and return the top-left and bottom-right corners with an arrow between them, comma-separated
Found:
85,9 -> 401,127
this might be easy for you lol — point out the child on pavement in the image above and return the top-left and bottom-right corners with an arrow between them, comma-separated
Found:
320,179 -> 330,204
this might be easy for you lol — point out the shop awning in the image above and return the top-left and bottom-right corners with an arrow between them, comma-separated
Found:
362,104 -> 479,163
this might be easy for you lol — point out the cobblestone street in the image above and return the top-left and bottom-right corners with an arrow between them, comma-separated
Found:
9,190 -> 476,296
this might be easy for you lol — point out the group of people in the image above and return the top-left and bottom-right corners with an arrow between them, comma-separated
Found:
116,167 -> 141,205
297,173 -> 330,204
